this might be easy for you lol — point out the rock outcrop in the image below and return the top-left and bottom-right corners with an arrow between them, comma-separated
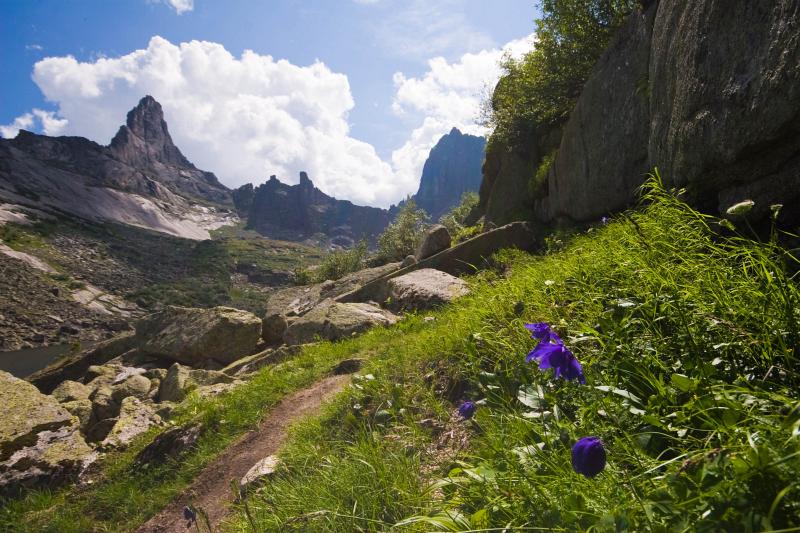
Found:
283,300 -> 398,345
479,1 -> 800,226
241,173 -> 391,246
0,371 -> 94,495
416,225 -> 451,260
414,128 -> 486,221
136,306 -> 262,366
379,269 -> 470,312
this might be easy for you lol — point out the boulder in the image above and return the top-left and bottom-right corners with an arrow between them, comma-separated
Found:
90,386 -> 119,422
416,225 -> 451,260
0,425 -> 95,497
381,269 -> 469,312
110,374 -> 152,402
222,345 -> 303,376
135,423 -> 203,466
85,418 -> 117,443
157,363 -> 236,403
265,262 -> 401,319
61,399 -> 93,432
28,333 -> 137,394
157,363 -> 190,403
261,313 -> 288,344
283,300 -> 398,345
136,306 -> 262,366
400,255 -> 417,269
101,398 -> 162,448
239,455 -> 280,494
51,380 -> 91,403
0,371 -> 73,462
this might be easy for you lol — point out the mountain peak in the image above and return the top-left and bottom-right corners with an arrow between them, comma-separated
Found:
110,95 -> 190,168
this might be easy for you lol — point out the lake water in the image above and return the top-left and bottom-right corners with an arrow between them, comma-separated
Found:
0,344 -> 72,378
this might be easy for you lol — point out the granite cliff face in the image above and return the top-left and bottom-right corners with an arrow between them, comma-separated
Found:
414,128 -> 486,221
0,96 -> 234,240
238,173 -> 392,247
480,0 -> 800,226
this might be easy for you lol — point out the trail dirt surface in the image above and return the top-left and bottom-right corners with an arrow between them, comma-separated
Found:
136,374 -> 351,532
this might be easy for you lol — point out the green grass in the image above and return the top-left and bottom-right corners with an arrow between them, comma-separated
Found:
4,178 -> 799,532
0,341 -> 376,532
218,178 -> 800,532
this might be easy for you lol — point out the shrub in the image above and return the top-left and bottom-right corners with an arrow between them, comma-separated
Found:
439,192 -> 481,244
295,240 -> 368,284
378,199 -> 429,262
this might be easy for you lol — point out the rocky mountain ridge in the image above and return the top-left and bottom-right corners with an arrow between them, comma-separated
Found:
0,96 -> 236,240
414,128 -> 485,221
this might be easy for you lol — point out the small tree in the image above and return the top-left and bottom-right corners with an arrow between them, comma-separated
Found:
378,199 -> 429,261
439,192 -> 480,242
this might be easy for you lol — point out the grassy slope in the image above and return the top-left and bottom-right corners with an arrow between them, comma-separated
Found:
221,182 -> 799,532
3,181 -> 799,531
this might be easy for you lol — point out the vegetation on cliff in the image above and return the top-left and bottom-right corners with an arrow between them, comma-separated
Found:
485,0 -> 637,146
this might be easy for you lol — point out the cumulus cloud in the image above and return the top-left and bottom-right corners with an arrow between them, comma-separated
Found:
389,34 -> 533,193
16,34 -> 533,208
0,109 -> 67,138
165,0 -> 193,15
28,36 -> 402,206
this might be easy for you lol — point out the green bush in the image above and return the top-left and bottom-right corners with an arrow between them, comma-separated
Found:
439,192 -> 481,244
531,149 -> 556,199
295,240 -> 368,285
377,199 -> 429,262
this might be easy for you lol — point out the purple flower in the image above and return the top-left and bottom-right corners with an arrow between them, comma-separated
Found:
458,400 -> 476,419
183,506 -> 197,522
525,325 -> 585,384
525,322 -> 552,339
601,216 -> 609,225
571,436 -> 606,478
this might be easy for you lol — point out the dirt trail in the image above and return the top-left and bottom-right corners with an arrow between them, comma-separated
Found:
136,374 -> 350,533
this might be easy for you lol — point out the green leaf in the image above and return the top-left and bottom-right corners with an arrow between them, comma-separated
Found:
670,373 -> 698,392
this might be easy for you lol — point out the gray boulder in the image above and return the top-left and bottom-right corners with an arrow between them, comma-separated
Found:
0,371 -> 94,496
283,300 -> 398,345
110,374 -> 152,402
135,423 -> 203,466
136,306 -> 262,366
239,455 -> 280,494
52,380 -> 92,404
0,426 -> 95,497
157,363 -> 237,403
381,269 -> 469,312
400,255 -> 417,268
61,399 -> 93,432
222,345 -> 302,376
416,224 -> 451,260
100,397 -> 162,448
0,371 -> 74,462
261,313 -> 288,344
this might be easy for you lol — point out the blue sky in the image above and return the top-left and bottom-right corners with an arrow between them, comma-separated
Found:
0,0 -> 537,206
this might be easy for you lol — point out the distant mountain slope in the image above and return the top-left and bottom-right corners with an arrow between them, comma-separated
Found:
414,128 -> 486,221
237,173 -> 391,247
0,96 -> 235,240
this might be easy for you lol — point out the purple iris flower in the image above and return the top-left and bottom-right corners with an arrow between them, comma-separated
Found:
458,400 -> 476,419
525,324 -> 585,384
571,436 -> 606,478
183,506 -> 197,522
525,322 -> 554,341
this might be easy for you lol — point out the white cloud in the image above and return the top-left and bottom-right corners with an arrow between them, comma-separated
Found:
389,34 -> 534,194
15,33 -> 533,208
28,36 -> 399,206
0,109 -> 67,138
25,44 -> 44,51
165,0 -> 193,15
352,0 -> 380,4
